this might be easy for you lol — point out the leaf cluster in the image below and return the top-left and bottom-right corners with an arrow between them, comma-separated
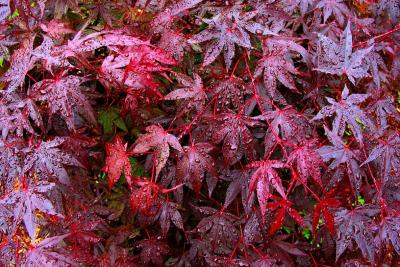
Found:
1,0 -> 400,266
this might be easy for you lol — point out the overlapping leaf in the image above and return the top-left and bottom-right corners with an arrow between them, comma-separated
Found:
312,86 -> 373,143
317,127 -> 363,192
164,73 -> 207,116
255,38 -> 308,98
315,23 -> 373,84
131,125 -> 182,178
194,206 -> 239,254
22,137 -> 83,185
176,143 -> 216,193
29,75 -> 96,131
208,112 -> 259,165
247,160 -> 286,217
362,133 -> 400,184
21,234 -> 76,266
335,206 -> 379,262
103,136 -> 134,189
287,140 -> 324,186
0,182 -> 62,242
188,5 -> 264,67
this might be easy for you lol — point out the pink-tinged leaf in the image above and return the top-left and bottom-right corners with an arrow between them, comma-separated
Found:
210,76 -> 248,112
22,234 -> 76,267
176,143 -> 216,193
0,239 -> 17,265
316,0 -> 350,25
29,75 -> 97,131
316,126 -> 362,192
0,37 -> 33,93
188,5 -> 259,67
361,133 -> 400,184
315,22 -> 373,84
255,54 -> 299,93
23,137 -> 83,185
40,19 -> 74,39
287,140 -> 324,186
0,0 -> 11,23
151,0 -> 203,32
100,45 -> 175,92
209,112 -> 260,165
157,30 -> 189,61
283,0 -> 314,15
61,30 -> 147,57
364,49 -> 388,88
255,37 -> 308,95
103,136 -> 133,190
167,0 -> 204,16
244,210 -> 263,245
0,33 -> 17,62
164,73 -> 207,116
261,106 -> 313,155
369,93 -> 400,129
312,86 -> 373,143
335,206 -> 379,263
377,0 -> 400,22
0,96 -> 41,139
247,160 -> 286,217
0,182 -> 62,242
31,36 -> 71,73
0,138 -> 22,191
131,124 -> 182,178
257,2 -> 291,21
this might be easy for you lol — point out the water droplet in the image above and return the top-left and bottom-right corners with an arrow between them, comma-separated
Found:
230,144 -> 238,150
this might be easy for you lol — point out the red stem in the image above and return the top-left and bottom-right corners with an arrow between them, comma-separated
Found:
353,24 -> 400,48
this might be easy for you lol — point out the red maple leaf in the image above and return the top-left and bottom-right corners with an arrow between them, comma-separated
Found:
267,197 -> 305,235
247,160 -> 286,217
29,74 -> 97,131
131,125 -> 182,179
314,22 -> 373,84
103,136 -> 134,190
176,143 -> 216,194
208,112 -> 260,165
23,137 -> 83,185
312,197 -> 340,237
0,181 -> 62,242
287,140 -> 324,186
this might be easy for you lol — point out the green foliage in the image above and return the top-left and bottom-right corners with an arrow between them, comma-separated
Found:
129,157 -> 147,178
98,108 -> 128,134
303,227 -> 311,240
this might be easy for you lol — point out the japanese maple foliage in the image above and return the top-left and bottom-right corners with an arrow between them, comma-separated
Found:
1,0 -> 400,266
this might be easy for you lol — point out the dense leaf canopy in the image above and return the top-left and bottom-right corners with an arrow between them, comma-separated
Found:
0,0 -> 399,266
